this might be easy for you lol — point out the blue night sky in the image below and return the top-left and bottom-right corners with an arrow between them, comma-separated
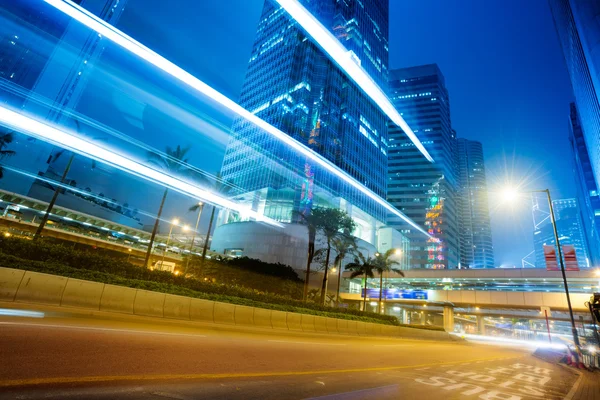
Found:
100,0 -> 575,266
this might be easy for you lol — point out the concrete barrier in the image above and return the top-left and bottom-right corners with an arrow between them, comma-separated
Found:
336,318 -> 350,335
270,310 -> 288,330
234,305 -> 254,326
163,294 -> 191,320
0,267 -> 25,301
347,320 -> 359,335
213,302 -> 235,325
133,290 -> 165,318
300,314 -> 316,332
356,321 -> 368,336
326,317 -> 339,334
314,316 -> 328,333
60,278 -> 104,310
286,312 -> 302,331
15,271 -> 68,306
253,308 -> 272,329
190,298 -> 214,322
100,284 -> 136,314
0,268 -> 455,341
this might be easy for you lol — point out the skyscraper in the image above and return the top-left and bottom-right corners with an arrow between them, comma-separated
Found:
457,138 -> 494,268
569,103 -> 600,267
534,198 -> 591,269
549,0 -> 600,197
387,64 -> 460,269
219,0 -> 391,238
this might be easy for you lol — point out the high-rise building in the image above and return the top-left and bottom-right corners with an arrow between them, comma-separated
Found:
0,0 -> 127,195
212,0 -> 419,269
534,198 -> 591,269
219,1 -> 390,232
569,103 -> 600,267
549,0 -> 600,197
387,64 -> 460,269
456,138 -> 494,268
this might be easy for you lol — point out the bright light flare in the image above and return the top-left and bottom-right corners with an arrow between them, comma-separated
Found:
171,218 -> 180,225
43,0 -> 431,239
0,106 -> 282,228
274,0 -> 433,162
500,187 -> 519,203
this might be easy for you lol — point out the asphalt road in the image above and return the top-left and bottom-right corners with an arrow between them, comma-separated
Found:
0,305 -> 580,399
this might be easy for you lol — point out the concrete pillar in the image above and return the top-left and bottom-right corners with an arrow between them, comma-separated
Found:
443,305 -> 455,332
401,309 -> 409,324
477,315 -> 486,335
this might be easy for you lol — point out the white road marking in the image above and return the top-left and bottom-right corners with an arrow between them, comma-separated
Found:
0,321 -> 206,338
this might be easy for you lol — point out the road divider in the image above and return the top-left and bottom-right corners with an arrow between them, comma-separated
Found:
0,267 -> 453,341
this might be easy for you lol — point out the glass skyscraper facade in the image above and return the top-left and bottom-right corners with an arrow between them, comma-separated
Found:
569,103 -> 600,266
534,198 -> 591,269
387,64 -> 460,269
549,0 -> 600,201
457,138 -> 494,269
220,0 -> 392,243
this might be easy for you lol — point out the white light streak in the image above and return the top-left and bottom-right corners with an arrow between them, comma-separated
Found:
274,0 -> 433,162
0,106 -> 281,228
42,0 -> 430,237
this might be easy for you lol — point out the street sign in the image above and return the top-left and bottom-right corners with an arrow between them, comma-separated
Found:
562,245 -> 580,271
544,245 -> 559,271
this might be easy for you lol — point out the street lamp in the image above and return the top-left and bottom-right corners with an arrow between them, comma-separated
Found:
161,218 -> 179,266
501,187 -> 581,353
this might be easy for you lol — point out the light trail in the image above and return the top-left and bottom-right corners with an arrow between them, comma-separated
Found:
43,0 -> 431,238
274,0 -> 433,163
0,106 -> 282,228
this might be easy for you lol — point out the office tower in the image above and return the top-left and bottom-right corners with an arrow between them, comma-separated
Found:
457,138 -> 494,268
534,198 -> 591,268
569,103 -> 600,266
387,64 -> 460,269
219,0 -> 391,242
549,0 -> 600,195
0,0 -> 127,195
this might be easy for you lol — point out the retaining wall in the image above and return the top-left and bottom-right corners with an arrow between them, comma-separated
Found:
0,267 -> 452,340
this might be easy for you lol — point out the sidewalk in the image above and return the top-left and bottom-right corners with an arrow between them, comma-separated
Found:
566,370 -> 600,400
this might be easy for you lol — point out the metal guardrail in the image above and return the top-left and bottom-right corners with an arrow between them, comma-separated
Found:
581,351 -> 599,370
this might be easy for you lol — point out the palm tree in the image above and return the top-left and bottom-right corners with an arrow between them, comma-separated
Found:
143,145 -> 192,267
293,208 -> 320,301
345,251 -> 377,311
311,207 -> 356,305
373,249 -> 404,314
331,233 -> 358,306
199,172 -> 234,268
0,131 -> 16,179
184,201 -> 204,274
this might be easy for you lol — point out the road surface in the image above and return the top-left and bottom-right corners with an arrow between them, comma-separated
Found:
0,304 -> 579,399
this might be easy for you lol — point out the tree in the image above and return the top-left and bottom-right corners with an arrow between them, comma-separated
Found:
0,131 -> 16,179
372,249 -> 404,314
185,201 -> 204,274
331,233 -> 358,306
311,207 -> 356,305
143,145 -> 192,267
198,172 -> 235,268
293,208 -> 320,301
345,251 -> 377,311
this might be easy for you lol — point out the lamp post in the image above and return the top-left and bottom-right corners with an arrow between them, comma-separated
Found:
160,218 -> 179,267
502,187 -> 581,354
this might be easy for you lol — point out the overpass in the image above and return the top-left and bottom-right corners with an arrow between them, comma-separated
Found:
338,268 -> 600,336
